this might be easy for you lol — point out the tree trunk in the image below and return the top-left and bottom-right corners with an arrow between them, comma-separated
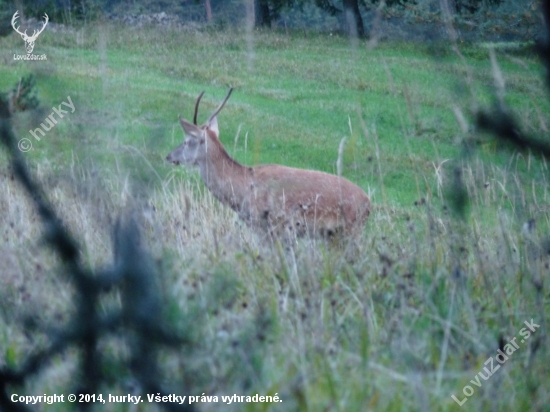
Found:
440,0 -> 457,16
447,0 -> 457,14
343,0 -> 365,38
254,0 -> 272,27
205,0 -> 213,22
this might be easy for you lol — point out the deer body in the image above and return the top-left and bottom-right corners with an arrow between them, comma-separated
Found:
167,90 -> 370,239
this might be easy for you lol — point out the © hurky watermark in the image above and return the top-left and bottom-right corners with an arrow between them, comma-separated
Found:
18,96 -> 75,152
11,10 -> 48,61
451,319 -> 540,406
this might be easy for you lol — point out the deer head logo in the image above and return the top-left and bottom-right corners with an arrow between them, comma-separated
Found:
12,11 -> 49,54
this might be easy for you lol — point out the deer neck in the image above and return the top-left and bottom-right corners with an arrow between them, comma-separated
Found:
198,134 -> 251,213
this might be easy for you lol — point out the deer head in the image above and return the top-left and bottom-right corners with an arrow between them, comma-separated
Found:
166,88 -> 233,166
12,11 -> 49,54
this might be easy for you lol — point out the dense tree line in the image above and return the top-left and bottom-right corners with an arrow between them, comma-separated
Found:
251,0 -> 507,36
0,0 -> 531,38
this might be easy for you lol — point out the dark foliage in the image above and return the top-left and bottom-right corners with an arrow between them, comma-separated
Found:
441,1 -> 550,221
2,0 -> 103,22
360,0 -> 503,13
452,0 -> 504,14
314,0 -> 365,36
476,0 -> 550,159
254,0 -> 300,27
0,96 -> 194,412
1,75 -> 40,113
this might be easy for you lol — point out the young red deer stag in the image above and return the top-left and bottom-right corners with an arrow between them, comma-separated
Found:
166,89 -> 371,240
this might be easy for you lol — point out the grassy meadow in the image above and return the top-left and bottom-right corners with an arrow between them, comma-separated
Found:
0,20 -> 549,411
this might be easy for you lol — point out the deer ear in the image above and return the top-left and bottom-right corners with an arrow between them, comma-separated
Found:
179,116 -> 201,137
206,116 -> 219,138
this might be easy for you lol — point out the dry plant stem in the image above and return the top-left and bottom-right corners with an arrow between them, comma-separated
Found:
358,110 -> 386,204
0,101 -> 194,412
476,0 -> 550,159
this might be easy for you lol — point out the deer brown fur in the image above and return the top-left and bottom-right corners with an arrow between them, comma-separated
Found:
166,89 -> 370,240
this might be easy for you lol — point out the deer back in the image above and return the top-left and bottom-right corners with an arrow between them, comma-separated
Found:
249,164 -> 370,238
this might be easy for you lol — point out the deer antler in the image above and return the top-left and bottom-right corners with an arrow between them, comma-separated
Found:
11,11 -> 48,41
29,14 -> 49,41
193,91 -> 205,125
11,11 -> 26,37
206,88 -> 234,124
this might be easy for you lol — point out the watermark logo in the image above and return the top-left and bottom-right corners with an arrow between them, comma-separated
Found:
12,10 -> 48,61
450,319 -> 540,406
18,96 -> 75,152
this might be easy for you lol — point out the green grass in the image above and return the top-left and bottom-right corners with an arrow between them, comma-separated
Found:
1,23 -> 549,412
2,25 -> 548,208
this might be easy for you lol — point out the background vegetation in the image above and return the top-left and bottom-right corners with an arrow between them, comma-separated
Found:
0,0 -> 549,411
0,0 -> 543,41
